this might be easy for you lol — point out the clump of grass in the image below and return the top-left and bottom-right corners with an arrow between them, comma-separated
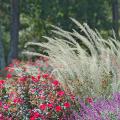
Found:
24,18 -> 120,99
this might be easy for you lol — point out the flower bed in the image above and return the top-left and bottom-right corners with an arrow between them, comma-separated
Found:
1,59 -> 120,120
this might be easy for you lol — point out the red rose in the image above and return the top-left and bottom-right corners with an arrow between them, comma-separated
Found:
57,91 -> 65,96
31,76 -> 39,82
0,80 -> 5,85
55,106 -> 62,112
37,74 -> 41,80
3,104 -> 9,110
86,97 -> 93,103
19,76 -> 27,82
0,80 -> 5,89
30,117 -> 35,120
47,103 -> 53,108
30,112 -> 41,120
52,80 -> 59,86
6,74 -> 12,79
42,73 -> 49,78
9,64 -> 14,67
64,102 -> 71,108
9,68 -> 14,72
39,104 -> 46,110
0,101 -> 2,107
70,95 -> 75,100
5,67 -> 9,71
13,98 -> 22,104
34,112 -> 41,117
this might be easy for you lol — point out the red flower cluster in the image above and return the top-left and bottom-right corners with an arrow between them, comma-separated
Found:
29,75 -> 75,119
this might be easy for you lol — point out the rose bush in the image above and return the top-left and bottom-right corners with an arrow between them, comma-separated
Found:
0,59 -> 76,120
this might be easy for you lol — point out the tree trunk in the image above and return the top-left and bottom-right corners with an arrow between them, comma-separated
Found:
41,0 -> 49,34
8,0 -> 20,64
0,26 -> 6,71
112,0 -> 119,37
59,0 -> 69,30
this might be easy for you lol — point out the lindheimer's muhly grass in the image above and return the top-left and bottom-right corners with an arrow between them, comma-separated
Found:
24,18 -> 120,99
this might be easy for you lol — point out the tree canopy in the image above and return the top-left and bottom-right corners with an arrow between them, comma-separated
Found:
0,0 -> 119,70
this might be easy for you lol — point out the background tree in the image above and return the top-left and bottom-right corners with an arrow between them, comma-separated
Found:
0,26 -> 6,71
8,0 -> 20,64
112,0 -> 119,37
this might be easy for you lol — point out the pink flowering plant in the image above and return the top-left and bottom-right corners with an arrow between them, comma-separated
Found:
70,93 -> 120,120
0,59 -> 76,120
